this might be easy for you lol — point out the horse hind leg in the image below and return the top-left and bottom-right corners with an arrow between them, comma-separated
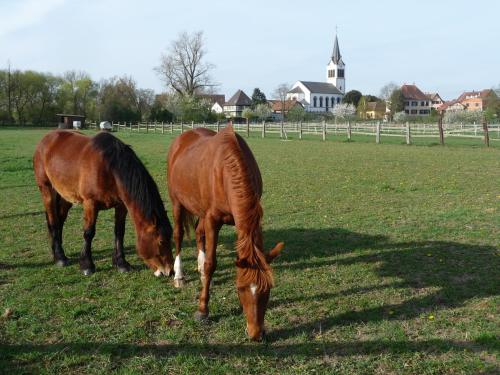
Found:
112,204 -> 131,273
39,184 -> 70,267
172,203 -> 186,287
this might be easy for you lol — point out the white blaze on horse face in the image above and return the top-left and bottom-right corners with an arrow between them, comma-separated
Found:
174,255 -> 184,280
197,250 -> 205,274
250,283 -> 257,296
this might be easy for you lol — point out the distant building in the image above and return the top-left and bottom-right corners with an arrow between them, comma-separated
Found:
426,92 -> 444,110
438,100 -> 466,112
268,99 -> 303,120
286,33 -> 345,112
199,94 -> 226,114
365,101 -> 386,119
223,90 -> 252,119
401,84 -> 431,116
456,89 -> 497,111
56,113 -> 85,129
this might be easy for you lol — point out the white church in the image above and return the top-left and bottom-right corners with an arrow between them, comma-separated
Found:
287,34 -> 345,112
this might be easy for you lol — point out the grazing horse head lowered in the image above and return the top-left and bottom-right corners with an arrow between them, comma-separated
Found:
167,125 -> 284,341
33,130 -> 174,277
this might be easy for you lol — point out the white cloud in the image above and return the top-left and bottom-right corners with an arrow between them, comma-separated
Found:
0,0 -> 66,38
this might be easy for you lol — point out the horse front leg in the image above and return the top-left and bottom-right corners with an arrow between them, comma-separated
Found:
112,204 -> 131,272
172,203 -> 185,287
79,200 -> 98,276
195,218 -> 205,275
194,216 -> 220,321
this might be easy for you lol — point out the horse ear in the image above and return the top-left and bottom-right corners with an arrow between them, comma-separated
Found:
266,242 -> 285,263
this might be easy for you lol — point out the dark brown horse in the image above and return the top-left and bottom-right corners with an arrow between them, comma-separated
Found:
33,130 -> 174,276
167,125 -> 284,341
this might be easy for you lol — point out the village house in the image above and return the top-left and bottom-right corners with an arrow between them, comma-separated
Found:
223,90 -> 252,119
365,101 -> 386,119
401,84 -> 432,116
268,99 -> 303,121
199,94 -> 225,114
456,89 -> 497,111
426,92 -> 444,110
286,34 -> 345,112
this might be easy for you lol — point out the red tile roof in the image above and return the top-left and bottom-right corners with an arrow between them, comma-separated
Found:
401,84 -> 428,100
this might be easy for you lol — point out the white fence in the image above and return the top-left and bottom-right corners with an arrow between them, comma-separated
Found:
88,121 -> 500,145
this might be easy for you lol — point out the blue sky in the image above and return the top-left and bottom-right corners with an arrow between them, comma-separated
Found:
1,0 -> 499,100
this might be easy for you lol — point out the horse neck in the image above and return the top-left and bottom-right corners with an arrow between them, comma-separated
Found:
235,205 -> 264,262
121,194 -> 157,239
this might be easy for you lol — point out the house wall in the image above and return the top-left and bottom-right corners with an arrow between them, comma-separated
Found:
404,99 -> 431,116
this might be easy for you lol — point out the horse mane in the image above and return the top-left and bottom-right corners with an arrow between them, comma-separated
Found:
91,132 -> 172,237
219,127 -> 273,291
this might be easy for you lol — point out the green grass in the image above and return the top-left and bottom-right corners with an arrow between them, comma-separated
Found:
0,129 -> 499,374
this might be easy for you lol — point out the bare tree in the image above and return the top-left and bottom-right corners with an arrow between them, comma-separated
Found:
156,31 -> 216,96
273,83 -> 290,123
379,82 -> 399,100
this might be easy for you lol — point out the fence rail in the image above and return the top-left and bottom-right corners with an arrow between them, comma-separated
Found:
87,121 -> 500,145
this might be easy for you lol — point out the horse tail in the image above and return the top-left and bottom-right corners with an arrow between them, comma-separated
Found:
181,210 -> 197,240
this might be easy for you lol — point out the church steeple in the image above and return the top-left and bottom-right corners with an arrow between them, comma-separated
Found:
331,34 -> 342,64
326,32 -> 346,94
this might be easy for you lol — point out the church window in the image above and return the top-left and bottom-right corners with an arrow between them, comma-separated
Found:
319,97 -> 323,107
329,69 -> 335,78
313,96 -> 317,107
337,69 -> 345,78
331,97 -> 334,107
337,97 -> 340,104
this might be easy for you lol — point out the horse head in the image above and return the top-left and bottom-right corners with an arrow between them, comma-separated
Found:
236,241 -> 284,341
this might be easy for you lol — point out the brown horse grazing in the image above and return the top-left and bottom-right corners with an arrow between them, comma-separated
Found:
33,130 -> 174,276
167,125 -> 284,341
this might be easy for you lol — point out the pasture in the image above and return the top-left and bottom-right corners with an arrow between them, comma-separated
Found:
0,128 -> 498,374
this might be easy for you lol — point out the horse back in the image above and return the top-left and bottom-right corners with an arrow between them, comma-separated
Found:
34,130 -> 117,206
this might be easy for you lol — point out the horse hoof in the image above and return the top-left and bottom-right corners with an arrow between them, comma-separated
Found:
55,259 -> 69,267
117,266 -> 131,273
194,311 -> 208,322
174,278 -> 185,288
82,268 -> 95,276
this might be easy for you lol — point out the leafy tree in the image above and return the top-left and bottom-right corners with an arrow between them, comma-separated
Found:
242,108 -> 255,122
156,31 -> 216,96
342,90 -> 362,106
365,95 -> 380,102
287,105 -> 306,122
333,103 -> 356,120
356,96 -> 368,119
251,88 -> 267,109
254,103 -> 272,121
273,83 -> 290,122
389,89 -> 405,114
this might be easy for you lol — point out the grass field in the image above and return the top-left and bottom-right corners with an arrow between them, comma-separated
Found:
0,128 -> 498,374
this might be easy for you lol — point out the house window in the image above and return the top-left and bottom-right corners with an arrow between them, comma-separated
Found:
411,109 -> 417,114
331,97 -> 334,107
405,110 -> 409,114
319,97 -> 323,107
420,101 -> 425,106
313,96 -> 317,107
425,101 -> 429,106
412,101 -> 418,106
405,101 -> 409,106
337,69 -> 344,78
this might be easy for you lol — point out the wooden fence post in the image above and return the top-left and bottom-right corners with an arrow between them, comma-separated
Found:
299,121 -> 303,140
170,122 -> 173,134
406,121 -> 411,145
482,117 -> 490,147
181,121 -> 184,133
216,121 -> 220,132
347,121 -> 352,141
376,121 -> 381,144
191,121 -> 194,129
246,118 -> 250,138
161,121 -> 164,134
438,113 -> 445,145
262,121 -> 266,138
322,120 -> 326,141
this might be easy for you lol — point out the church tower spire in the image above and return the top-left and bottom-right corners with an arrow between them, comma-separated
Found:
326,32 -> 346,94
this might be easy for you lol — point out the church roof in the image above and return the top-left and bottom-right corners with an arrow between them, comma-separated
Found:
288,86 -> 304,94
299,81 -> 343,95
331,34 -> 342,64
225,90 -> 252,106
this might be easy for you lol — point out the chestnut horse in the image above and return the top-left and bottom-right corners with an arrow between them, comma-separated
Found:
167,125 -> 284,341
33,130 -> 174,276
